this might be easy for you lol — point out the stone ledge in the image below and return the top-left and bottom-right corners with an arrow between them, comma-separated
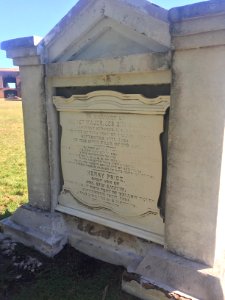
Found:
6,47 -> 38,59
172,31 -> 225,50
13,56 -> 41,66
122,272 -> 197,300
1,36 -> 42,51
0,205 -> 67,257
46,52 -> 171,78
130,244 -> 225,300
1,36 -> 43,66
169,1 -> 225,23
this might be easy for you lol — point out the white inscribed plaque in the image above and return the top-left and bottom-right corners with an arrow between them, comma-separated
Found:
54,91 -> 170,244
61,112 -> 161,217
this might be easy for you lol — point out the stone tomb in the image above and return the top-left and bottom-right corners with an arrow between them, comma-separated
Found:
1,1 -> 225,299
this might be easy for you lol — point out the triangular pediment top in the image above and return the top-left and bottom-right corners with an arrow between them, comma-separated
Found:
70,27 -> 150,61
58,18 -> 169,62
38,0 -> 170,63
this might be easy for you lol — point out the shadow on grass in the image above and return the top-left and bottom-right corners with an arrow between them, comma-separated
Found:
0,210 -> 137,299
0,243 -> 138,300
0,209 -> 12,222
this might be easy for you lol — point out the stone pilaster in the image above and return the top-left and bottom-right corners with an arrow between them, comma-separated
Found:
0,37 -> 67,255
167,1 -> 225,269
2,36 -> 51,210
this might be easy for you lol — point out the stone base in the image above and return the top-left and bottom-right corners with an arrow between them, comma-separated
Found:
0,205 -> 67,257
60,214 -> 225,300
122,244 -> 225,300
122,272 -> 195,300
1,208 -> 224,299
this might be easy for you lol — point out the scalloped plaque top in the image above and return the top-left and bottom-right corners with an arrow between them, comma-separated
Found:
53,90 -> 170,114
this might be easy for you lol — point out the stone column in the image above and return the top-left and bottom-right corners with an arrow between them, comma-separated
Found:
2,36 -> 51,210
0,37 -> 67,255
125,4 -> 225,299
20,65 -> 51,210
167,2 -> 225,268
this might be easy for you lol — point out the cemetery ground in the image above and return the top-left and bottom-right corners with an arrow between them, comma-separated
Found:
0,100 -> 189,300
0,99 -> 138,300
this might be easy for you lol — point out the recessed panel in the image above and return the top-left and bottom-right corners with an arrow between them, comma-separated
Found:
54,91 -> 170,244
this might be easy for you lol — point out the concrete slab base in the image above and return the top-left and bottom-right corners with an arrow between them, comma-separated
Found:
122,244 -> 225,300
0,205 -> 67,257
63,214 -> 225,300
122,272 -> 196,300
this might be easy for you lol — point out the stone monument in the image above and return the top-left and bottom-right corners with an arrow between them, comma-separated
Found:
1,0 -> 225,299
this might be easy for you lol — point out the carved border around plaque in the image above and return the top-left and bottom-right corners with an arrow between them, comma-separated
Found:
53,91 -> 170,244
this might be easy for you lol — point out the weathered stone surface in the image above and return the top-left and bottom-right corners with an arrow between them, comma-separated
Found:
6,47 -> 38,59
0,232 -> 8,242
0,205 -> 67,257
20,65 -> 51,210
167,9 -> 225,269
169,2 -> 225,50
169,1 -> 225,22
122,279 -> 171,300
1,36 -> 42,51
46,52 -> 171,78
38,0 -> 170,63
65,214 -> 148,268
134,244 -> 224,300
122,272 -> 199,300
13,56 -> 41,66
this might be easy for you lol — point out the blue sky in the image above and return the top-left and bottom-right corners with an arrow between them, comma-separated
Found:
0,0 -> 206,68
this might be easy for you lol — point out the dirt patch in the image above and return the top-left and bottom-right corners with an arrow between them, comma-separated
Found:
0,235 -> 138,300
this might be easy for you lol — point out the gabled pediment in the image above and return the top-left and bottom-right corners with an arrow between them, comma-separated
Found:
60,18 -> 169,62
39,0 -> 170,63
70,26 -> 150,60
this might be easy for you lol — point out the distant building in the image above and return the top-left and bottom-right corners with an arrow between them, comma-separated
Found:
0,68 -> 21,99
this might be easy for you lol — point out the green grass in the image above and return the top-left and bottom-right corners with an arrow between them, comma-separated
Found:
0,99 -> 28,219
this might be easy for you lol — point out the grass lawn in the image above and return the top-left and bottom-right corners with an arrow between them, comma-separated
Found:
0,99 -> 27,220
